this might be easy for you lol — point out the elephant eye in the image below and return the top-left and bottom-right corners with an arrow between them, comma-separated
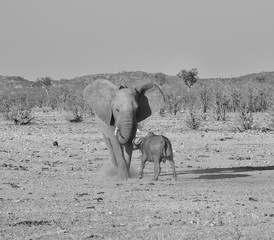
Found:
116,108 -> 119,112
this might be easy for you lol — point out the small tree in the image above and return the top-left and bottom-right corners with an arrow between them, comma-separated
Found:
164,91 -> 182,115
0,92 -> 34,125
256,74 -> 266,83
35,77 -> 52,95
154,72 -> 166,86
213,88 -> 230,121
177,68 -> 198,91
0,92 -> 13,120
229,88 -> 242,112
185,107 -> 202,130
235,103 -> 254,132
255,89 -> 268,112
246,87 -> 255,112
199,85 -> 212,113
57,86 -> 92,122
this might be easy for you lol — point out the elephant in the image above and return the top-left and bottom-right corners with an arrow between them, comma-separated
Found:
83,79 -> 164,179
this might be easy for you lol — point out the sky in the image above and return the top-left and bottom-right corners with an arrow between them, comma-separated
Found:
1,0 -> 274,81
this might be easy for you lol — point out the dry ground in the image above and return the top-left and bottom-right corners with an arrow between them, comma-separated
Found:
1,110 -> 274,240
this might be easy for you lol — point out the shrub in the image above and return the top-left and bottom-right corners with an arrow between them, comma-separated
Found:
268,112 -> 274,130
235,104 -> 254,132
185,108 -> 202,130
153,72 -> 166,86
34,76 -> 52,96
0,93 -> 13,120
240,85 -> 271,113
229,88 -> 242,112
254,88 -> 268,112
212,88 -> 230,121
0,92 -> 34,125
57,86 -> 93,122
198,85 -> 212,113
245,87 -> 256,112
164,91 -> 182,115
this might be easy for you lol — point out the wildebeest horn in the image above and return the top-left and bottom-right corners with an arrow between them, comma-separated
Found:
132,137 -> 143,148
114,127 -> 118,136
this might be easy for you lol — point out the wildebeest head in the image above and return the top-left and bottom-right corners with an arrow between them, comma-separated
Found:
132,136 -> 144,150
132,132 -> 155,150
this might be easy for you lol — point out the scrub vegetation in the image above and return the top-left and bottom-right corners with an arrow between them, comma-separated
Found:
1,71 -> 274,239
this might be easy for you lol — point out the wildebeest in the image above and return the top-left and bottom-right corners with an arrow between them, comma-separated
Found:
132,132 -> 177,181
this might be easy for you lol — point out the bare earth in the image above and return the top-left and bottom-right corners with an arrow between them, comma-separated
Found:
1,110 -> 274,240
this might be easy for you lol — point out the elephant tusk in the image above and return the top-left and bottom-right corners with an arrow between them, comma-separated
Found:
114,127 -> 118,136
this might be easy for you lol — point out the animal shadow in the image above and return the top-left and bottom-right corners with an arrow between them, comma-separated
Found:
162,165 -> 274,180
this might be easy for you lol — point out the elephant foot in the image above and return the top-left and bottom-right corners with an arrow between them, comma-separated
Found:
172,176 -> 178,181
119,173 -> 129,180
119,168 -> 130,180
102,164 -> 129,180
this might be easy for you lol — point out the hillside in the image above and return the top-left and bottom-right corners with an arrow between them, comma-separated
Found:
236,71 -> 274,83
62,71 -> 156,86
1,71 -> 274,90
0,75 -> 32,88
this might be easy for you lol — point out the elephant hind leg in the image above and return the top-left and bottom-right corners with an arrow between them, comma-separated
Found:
102,134 -> 118,167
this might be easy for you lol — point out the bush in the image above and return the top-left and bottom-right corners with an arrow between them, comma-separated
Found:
164,91 -> 182,115
198,85 -> 212,113
268,112 -> 274,130
254,88 -> 268,112
244,86 -> 267,113
235,104 -> 254,132
0,93 -> 13,120
153,72 -> 166,86
57,86 -> 93,122
0,92 -> 34,125
212,88 -> 230,121
229,87 -> 242,112
185,108 -> 202,130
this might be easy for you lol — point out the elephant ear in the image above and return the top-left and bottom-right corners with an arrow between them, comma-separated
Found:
135,83 -> 164,122
83,79 -> 119,125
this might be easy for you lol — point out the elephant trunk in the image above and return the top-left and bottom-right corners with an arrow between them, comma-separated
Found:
115,120 -> 135,145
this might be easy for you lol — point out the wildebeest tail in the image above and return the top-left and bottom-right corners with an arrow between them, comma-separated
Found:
162,136 -> 173,158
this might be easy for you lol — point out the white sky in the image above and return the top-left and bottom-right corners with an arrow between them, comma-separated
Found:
1,0 -> 274,80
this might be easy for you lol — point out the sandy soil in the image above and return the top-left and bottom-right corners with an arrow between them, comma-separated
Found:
1,110 -> 274,240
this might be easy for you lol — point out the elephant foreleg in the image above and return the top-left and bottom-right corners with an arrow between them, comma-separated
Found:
102,134 -> 118,167
110,136 -> 129,179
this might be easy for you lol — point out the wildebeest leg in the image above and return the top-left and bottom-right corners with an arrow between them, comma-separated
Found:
153,159 -> 161,181
102,134 -> 117,167
169,159 -> 177,179
139,155 -> 147,179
